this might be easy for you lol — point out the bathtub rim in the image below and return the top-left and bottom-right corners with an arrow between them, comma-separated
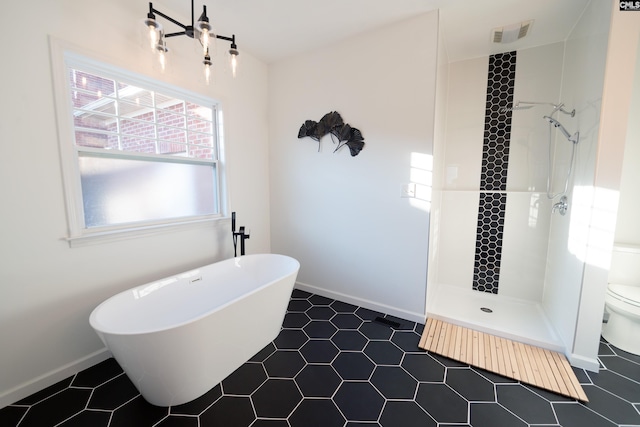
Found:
89,253 -> 300,336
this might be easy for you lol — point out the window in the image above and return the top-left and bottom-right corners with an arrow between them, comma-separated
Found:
52,46 -> 225,245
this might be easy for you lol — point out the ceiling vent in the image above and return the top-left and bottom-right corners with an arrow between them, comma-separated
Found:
492,20 -> 533,44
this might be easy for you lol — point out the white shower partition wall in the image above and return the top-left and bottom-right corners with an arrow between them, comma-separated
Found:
426,18 -> 616,362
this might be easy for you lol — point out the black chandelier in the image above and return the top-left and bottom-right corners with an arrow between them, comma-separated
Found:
143,1 -> 239,83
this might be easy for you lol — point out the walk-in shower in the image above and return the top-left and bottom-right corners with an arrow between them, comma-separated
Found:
426,47 -> 586,357
427,1 -> 611,371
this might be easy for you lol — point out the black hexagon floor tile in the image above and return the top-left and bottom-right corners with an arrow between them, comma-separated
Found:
309,294 -> 333,305
295,364 -> 341,397
252,379 -> 301,418
171,384 -> 222,416
303,320 -> 337,338
379,400 -> 436,427
71,358 -> 123,388
331,330 -> 368,351
390,330 -> 421,352
200,396 -> 255,427
331,313 -> 363,329
469,402 -> 527,427
287,299 -> 311,312
251,419 -> 290,427
13,377 -> 73,406
553,402 -> 617,427
587,368 -> 640,402
446,368 -> 496,402
154,415 -> 199,427
282,312 -> 311,328
355,307 -> 384,321
18,388 -> 92,426
222,362 -> 267,395
306,306 -> 336,320
299,339 -> 339,363
109,395 -> 168,427
359,321 -> 393,340
331,300 -> 358,313
250,343 -> 276,362
364,341 -> 403,365
370,366 -> 417,399
4,290 -> 640,427
401,353 -> 445,382
273,329 -> 308,350
289,398 -> 345,427
87,373 -> 139,410
57,409 -> 112,426
581,384 -> 640,425
495,384 -> 557,424
332,352 -> 375,380
415,383 -> 467,423
334,381 -> 385,422
263,350 -> 306,377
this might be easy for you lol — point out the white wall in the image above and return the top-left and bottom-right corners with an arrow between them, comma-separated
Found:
0,0 -> 269,407
615,36 -> 640,245
268,12 -> 439,322
542,0 -> 613,370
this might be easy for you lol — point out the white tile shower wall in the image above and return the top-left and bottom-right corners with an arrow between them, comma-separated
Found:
435,191 -> 479,288
499,192 -> 552,301
509,43 -> 565,192
434,43 -> 566,302
443,57 -> 487,190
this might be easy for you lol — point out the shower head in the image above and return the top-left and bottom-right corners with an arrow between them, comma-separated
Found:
544,116 -> 579,144
502,100 -> 576,117
500,101 -> 534,113
500,103 -> 534,112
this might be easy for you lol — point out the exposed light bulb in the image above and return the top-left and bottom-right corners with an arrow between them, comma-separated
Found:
143,14 -> 162,52
149,24 -> 159,51
229,44 -> 239,78
230,53 -> 238,78
203,53 -> 212,85
159,49 -> 166,71
155,31 -> 168,72
200,28 -> 210,56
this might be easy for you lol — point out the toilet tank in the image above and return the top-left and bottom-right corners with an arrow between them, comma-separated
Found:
609,244 -> 640,285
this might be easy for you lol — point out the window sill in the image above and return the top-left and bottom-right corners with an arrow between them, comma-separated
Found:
64,216 -> 227,248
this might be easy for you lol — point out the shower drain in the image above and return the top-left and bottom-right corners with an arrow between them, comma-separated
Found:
480,307 -> 493,313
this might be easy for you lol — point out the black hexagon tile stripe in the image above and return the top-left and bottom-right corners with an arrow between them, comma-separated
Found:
474,51 -> 516,294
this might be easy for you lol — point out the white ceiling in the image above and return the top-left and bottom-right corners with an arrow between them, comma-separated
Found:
157,0 -> 593,63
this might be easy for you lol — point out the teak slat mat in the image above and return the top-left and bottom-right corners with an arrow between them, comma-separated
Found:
419,318 -> 588,402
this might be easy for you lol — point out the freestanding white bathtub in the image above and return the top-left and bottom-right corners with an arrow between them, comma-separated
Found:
89,254 -> 300,407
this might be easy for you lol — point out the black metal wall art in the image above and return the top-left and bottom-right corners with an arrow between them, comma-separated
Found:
297,111 -> 365,157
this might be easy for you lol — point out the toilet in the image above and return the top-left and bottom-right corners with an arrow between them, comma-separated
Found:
602,244 -> 640,355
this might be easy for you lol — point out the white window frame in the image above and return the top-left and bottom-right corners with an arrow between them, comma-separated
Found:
50,39 -> 228,246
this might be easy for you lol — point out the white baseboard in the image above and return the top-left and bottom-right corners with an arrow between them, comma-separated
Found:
569,353 -> 600,373
294,281 -> 426,324
0,348 -> 111,409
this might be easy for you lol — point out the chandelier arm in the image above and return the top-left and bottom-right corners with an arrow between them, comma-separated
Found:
151,7 -> 189,31
165,31 -> 188,38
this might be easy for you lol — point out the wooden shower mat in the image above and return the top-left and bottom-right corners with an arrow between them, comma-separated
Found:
419,318 -> 588,402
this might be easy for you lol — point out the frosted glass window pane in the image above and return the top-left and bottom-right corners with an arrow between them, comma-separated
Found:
79,155 -> 217,228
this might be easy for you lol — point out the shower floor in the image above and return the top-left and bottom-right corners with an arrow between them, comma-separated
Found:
427,283 -> 565,353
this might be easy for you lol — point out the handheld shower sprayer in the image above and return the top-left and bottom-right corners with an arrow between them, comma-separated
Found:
543,116 -> 579,144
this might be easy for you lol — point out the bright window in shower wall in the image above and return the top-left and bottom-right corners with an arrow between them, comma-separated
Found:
52,48 -> 225,245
